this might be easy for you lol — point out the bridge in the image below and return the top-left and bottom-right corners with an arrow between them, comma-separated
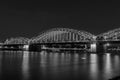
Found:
28,28 -> 96,52
97,28 -> 120,41
29,28 -> 96,43
1,27 -> 120,52
96,28 -> 120,52
0,37 -> 29,50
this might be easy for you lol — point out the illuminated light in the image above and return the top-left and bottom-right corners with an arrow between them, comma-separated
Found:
106,53 -> 110,56
105,43 -> 110,46
104,36 -> 107,40
104,43 -> 110,52
81,57 -> 86,59
10,46 -> 14,48
41,45 -> 47,49
93,36 -> 97,41
90,43 -> 97,52
23,45 -> 29,50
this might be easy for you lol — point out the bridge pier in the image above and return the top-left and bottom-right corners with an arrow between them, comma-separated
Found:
96,42 -> 105,53
23,45 -> 29,50
89,42 -> 97,52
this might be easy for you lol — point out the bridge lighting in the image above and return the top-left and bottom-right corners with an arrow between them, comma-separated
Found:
104,43 -> 110,52
41,45 -> 47,49
29,28 -> 94,44
23,45 -> 29,50
104,36 -> 107,41
91,43 -> 96,48
90,43 -> 97,52
105,43 -> 110,46
93,36 -> 97,41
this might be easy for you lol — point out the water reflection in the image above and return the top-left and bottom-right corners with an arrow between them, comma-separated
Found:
0,51 -> 120,80
111,55 -> 120,78
89,54 -> 98,80
104,53 -> 112,79
22,51 -> 29,80
1,51 -> 23,80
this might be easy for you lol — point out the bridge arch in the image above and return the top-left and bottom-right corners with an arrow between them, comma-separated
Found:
97,28 -> 120,41
4,37 -> 29,44
29,28 -> 95,44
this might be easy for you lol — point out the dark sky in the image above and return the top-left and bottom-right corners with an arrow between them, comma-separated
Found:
0,0 -> 120,41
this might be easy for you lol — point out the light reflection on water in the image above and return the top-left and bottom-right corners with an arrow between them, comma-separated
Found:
0,51 -> 120,80
89,54 -> 98,80
104,53 -> 112,79
22,51 -> 29,80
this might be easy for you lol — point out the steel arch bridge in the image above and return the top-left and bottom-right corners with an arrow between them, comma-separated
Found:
97,28 -> 120,41
3,27 -> 120,45
29,28 -> 96,44
4,37 -> 29,44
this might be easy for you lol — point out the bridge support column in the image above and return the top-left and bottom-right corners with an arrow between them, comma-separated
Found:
90,42 -> 97,52
96,42 -> 105,53
23,45 -> 29,50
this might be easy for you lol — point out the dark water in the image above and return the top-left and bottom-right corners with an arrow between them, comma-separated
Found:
0,51 -> 120,80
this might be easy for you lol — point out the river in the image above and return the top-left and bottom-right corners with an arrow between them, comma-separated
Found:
0,51 -> 120,80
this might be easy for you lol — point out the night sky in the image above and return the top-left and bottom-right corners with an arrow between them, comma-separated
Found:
0,1 -> 120,41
